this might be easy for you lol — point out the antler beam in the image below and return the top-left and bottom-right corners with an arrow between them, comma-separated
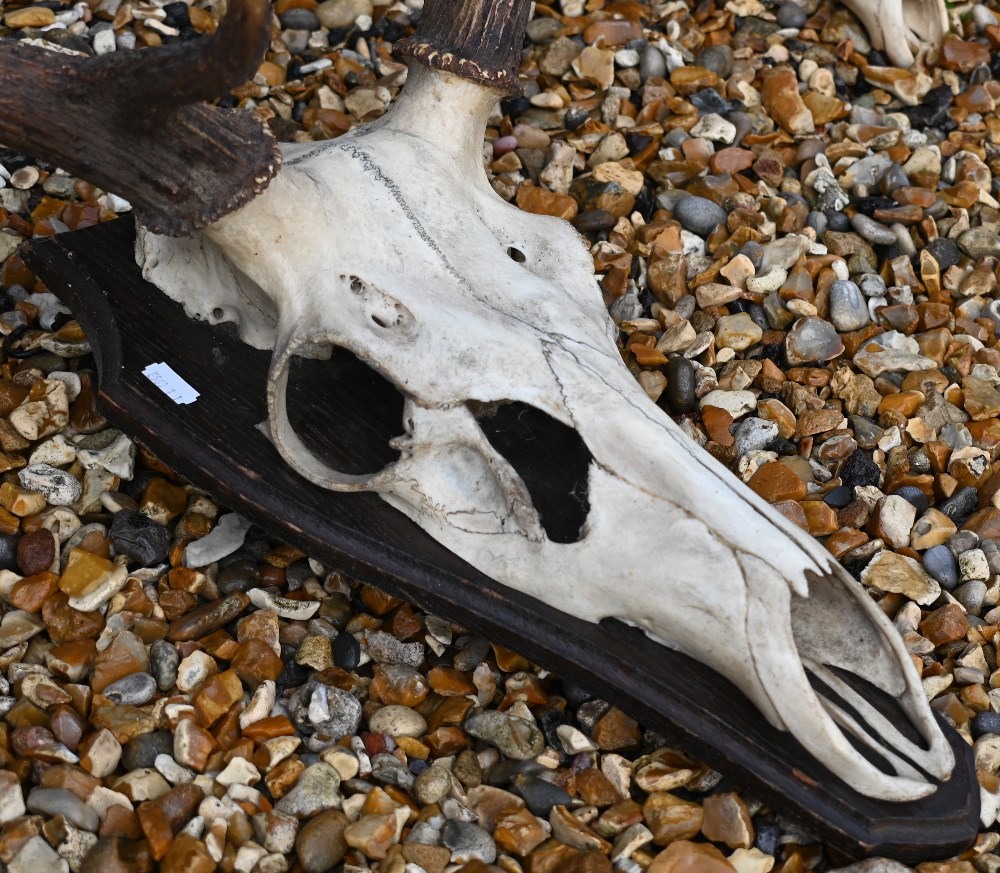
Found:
394,0 -> 532,95
0,0 -> 280,235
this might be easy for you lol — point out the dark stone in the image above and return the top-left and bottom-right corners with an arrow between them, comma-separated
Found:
892,485 -> 929,517
776,2 -> 807,27
333,631 -> 361,671
278,644 -> 311,687
0,534 -> 20,571
17,529 -> 55,576
149,639 -> 180,692
825,211 -> 851,231
939,486 -> 979,526
823,485 -> 853,508
923,544 -> 960,590
279,8 -> 319,29
110,510 -> 171,566
688,88 -> 740,115
755,819 -> 782,857
536,708 -> 572,754
121,731 -> 173,771
572,210 -> 617,234
661,356 -> 696,414
563,107 -> 590,131
218,558 -> 260,593
694,45 -> 733,78
971,711 -> 1000,739
515,774 -> 573,816
839,450 -> 881,489
925,238 -> 960,272
454,637 -> 491,671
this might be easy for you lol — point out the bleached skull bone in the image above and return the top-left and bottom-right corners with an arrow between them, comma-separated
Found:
138,62 -> 954,801
838,0 -> 948,68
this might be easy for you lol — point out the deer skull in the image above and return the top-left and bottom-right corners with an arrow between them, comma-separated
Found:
136,57 -> 955,802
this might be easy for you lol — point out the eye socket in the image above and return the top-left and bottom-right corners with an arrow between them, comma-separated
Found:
507,247 -> 526,263
474,401 -> 592,544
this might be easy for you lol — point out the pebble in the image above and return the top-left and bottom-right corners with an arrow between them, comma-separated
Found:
8,837 -> 68,873
368,704 -> 427,737
150,639 -> 180,691
102,671 -> 157,706
672,196 -> 727,238
466,711 -> 546,760
247,587 -> 320,620
828,281 -> 869,332
276,763 -> 343,817
109,510 -> 171,565
785,316 -> 845,364
413,765 -> 453,804
184,513 -> 252,567
442,820 -> 497,864
27,787 -> 99,831
18,464 -> 82,506
296,809 -> 350,873
516,775 -> 574,815
850,213 -> 897,245
776,2 -> 808,27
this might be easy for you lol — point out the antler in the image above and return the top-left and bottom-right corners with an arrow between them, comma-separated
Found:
0,0 -> 280,236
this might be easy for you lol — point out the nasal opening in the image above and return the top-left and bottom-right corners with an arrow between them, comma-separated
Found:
473,400 -> 592,544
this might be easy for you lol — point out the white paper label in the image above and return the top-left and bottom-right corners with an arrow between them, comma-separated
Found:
142,362 -> 200,405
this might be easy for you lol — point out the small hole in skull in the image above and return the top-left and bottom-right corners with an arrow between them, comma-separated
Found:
285,347 -> 405,475
371,314 -> 389,328
350,276 -> 363,293
474,401 -> 591,544
507,247 -> 526,263
211,307 -> 224,319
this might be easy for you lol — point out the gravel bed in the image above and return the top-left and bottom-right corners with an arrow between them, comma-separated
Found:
2,0 -> 1000,870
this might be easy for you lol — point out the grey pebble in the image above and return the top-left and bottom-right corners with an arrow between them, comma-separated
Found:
776,2 -> 807,27
959,227 -> 1000,259
850,213 -> 896,246
694,44 -> 733,77
955,579 -> 987,614
829,280 -> 870,332
18,464 -> 81,506
442,820 -> 497,864
733,418 -> 779,456
857,273 -> 887,297
465,711 -> 545,760
923,544 -> 960,590
371,753 -> 415,790
673,195 -> 727,238
454,637 -> 491,671
515,774 -> 574,816
102,672 -> 157,706
784,316 -> 844,365
363,630 -> 424,667
150,639 -> 180,692
278,8 -> 319,28
939,487 -> 979,525
27,787 -> 99,832
639,44 -> 665,81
